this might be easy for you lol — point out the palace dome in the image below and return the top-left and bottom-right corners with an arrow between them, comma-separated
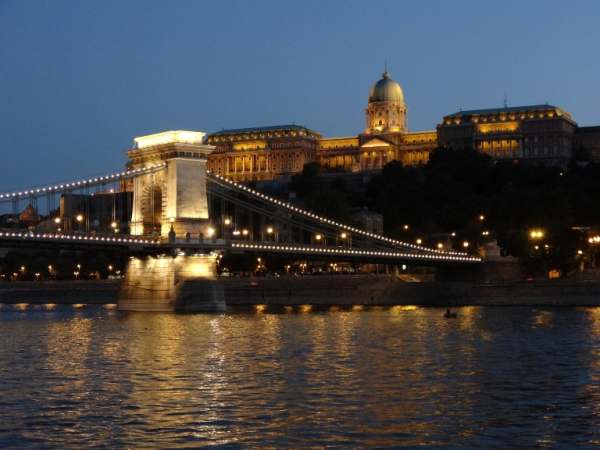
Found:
368,71 -> 404,103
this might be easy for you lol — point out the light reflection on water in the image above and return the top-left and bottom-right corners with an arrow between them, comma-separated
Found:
1,305 -> 600,448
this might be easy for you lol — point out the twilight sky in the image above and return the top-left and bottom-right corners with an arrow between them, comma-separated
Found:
1,0 -> 599,190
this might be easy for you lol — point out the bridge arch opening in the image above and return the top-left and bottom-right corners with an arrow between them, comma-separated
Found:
142,184 -> 163,236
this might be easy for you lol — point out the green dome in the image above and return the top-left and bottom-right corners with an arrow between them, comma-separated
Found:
368,71 -> 404,103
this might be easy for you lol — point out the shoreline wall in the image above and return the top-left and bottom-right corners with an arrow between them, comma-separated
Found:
3,275 -> 600,307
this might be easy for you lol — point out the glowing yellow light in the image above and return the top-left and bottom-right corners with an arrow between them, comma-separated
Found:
54,217 -> 61,224
134,130 -> 206,149
255,304 -> 267,313
437,243 -> 443,249
416,238 -> 422,245
266,227 -> 274,234
403,224 -> 409,230
340,232 -> 347,239
463,241 -> 470,248
479,214 -> 485,221
242,229 -> 249,236
529,229 -> 544,240
76,214 -> 84,222
577,249 -> 583,255
315,234 -> 322,241
224,218 -> 231,226
300,304 -> 312,313
206,227 -> 215,237
111,221 -> 118,229
477,121 -> 519,134
391,305 -> 418,313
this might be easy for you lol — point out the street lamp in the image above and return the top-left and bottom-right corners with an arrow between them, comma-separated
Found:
206,227 -> 215,238
416,238 -> 422,245
463,241 -> 470,248
437,242 -> 443,249
479,214 -> 485,221
76,214 -> 84,223
224,218 -> 231,226
266,226 -> 274,234
54,217 -> 61,225
529,229 -> 544,240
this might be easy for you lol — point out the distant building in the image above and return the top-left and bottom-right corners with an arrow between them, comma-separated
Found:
574,126 -> 600,162
19,204 -> 40,227
437,104 -> 578,166
60,192 -> 132,234
350,208 -> 383,234
197,69 -> 600,181
206,125 -> 321,182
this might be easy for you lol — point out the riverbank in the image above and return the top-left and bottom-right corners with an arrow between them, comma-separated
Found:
3,275 -> 600,307
0,280 -> 119,304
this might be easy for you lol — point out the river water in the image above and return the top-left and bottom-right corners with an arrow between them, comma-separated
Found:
1,305 -> 600,449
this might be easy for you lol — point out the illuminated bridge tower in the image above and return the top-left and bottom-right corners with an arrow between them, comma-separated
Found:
127,130 -> 215,238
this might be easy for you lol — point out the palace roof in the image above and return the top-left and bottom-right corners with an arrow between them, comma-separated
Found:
209,124 -> 318,136
445,104 -> 559,118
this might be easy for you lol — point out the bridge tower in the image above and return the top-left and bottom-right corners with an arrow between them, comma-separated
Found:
127,130 -> 215,238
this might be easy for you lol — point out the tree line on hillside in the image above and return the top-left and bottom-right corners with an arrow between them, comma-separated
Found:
290,148 -> 600,274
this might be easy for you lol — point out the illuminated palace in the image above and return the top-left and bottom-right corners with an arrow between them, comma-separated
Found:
205,70 -> 600,181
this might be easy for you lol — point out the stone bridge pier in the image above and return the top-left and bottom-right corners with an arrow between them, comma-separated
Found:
118,254 -> 225,312
118,130 -> 225,312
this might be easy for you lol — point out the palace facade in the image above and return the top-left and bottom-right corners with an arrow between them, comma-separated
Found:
204,71 -> 600,182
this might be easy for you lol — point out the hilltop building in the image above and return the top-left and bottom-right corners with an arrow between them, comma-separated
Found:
200,70 -> 600,181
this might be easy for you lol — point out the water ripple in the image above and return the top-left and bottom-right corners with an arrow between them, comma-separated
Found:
1,306 -> 600,448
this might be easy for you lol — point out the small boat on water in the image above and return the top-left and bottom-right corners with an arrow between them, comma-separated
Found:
444,308 -> 457,318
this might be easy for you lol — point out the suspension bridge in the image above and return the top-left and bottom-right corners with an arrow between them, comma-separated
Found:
0,130 -> 480,265
0,130 -> 481,311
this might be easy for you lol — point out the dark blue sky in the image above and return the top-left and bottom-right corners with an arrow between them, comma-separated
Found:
1,0 -> 599,190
